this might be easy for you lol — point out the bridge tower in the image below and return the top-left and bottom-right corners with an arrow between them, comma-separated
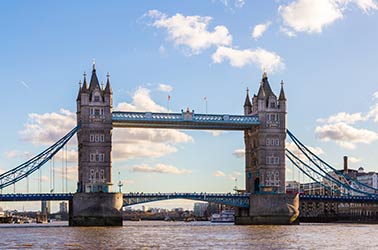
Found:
236,72 -> 299,225
76,64 -> 113,193
70,63 -> 122,226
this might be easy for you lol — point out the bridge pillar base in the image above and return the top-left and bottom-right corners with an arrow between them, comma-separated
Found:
69,192 -> 123,226
235,193 -> 299,225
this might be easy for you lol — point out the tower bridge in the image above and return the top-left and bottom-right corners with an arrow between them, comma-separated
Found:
2,63 -> 378,226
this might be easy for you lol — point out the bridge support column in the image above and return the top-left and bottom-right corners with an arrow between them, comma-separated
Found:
69,192 -> 123,226
235,193 -> 299,225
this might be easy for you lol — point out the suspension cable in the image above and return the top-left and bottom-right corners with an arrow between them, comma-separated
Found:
287,129 -> 378,193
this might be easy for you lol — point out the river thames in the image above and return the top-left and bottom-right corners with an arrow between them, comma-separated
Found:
1,221 -> 377,249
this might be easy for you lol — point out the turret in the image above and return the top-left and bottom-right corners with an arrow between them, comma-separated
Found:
278,80 -> 286,111
244,88 -> 252,115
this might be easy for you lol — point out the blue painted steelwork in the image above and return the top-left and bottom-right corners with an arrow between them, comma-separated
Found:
300,194 -> 378,203
287,129 -> 378,197
0,126 -> 79,190
287,129 -> 378,194
123,193 -> 250,208
3,192 -> 378,205
0,193 -> 73,201
112,111 -> 259,130
286,149 -> 343,195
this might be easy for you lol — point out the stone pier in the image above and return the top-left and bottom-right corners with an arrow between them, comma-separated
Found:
235,193 -> 299,225
69,192 -> 123,226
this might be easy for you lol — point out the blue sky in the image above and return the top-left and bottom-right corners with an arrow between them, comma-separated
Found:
1,0 -> 378,211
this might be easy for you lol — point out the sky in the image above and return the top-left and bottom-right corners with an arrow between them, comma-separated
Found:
1,0 -> 378,211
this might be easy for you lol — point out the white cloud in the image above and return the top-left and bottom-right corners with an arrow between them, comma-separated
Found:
212,46 -> 284,73
4,150 -> 33,159
146,10 -> 232,54
218,0 -> 246,9
117,87 -> 167,113
159,45 -> 166,54
279,0 -> 344,34
114,87 -> 193,161
286,142 -> 325,161
229,171 -> 242,181
316,112 -> 367,124
132,163 -> 192,174
209,131 -> 225,136
252,21 -> 271,40
348,156 -> 361,163
19,109 -> 76,146
279,0 -> 378,35
315,123 -> 378,149
213,170 -> 226,177
315,91 -> 378,149
18,87 -> 193,163
354,0 -> 378,12
233,148 -> 245,158
158,83 -> 173,92
53,165 -> 78,181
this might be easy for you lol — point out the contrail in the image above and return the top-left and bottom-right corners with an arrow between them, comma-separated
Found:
20,81 -> 29,88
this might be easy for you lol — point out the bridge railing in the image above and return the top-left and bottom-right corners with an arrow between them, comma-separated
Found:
112,111 -> 259,130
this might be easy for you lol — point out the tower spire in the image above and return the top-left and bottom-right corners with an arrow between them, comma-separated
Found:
104,72 -> 112,94
244,87 -> 252,107
82,71 -> 88,91
279,80 -> 286,101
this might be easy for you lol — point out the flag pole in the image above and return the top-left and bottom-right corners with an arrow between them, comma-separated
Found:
204,96 -> 208,114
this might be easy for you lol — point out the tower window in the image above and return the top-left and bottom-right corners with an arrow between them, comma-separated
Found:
266,156 -> 280,165
94,96 -> 100,102
90,153 -> 105,162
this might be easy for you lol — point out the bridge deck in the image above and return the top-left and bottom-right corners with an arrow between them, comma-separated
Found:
112,111 -> 260,130
2,193 -> 378,206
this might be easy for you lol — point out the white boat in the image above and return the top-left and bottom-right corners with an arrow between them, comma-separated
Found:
211,210 -> 235,223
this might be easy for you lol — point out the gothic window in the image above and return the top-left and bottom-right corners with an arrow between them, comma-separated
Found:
94,95 -> 100,102
89,169 -> 95,181
275,138 -> 280,146
90,133 -> 105,143
100,169 -> 105,181
90,153 -> 105,162
266,156 -> 280,165
270,102 -> 276,108
265,170 -> 280,187
266,138 -> 270,146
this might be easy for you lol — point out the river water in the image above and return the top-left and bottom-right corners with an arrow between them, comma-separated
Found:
1,221 -> 377,249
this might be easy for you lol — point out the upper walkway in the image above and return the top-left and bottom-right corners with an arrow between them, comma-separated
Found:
112,111 -> 260,130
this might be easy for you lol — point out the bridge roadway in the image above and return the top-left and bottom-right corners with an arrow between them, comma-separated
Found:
112,111 -> 260,130
2,193 -> 378,207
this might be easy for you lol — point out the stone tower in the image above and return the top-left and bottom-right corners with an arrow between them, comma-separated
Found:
76,63 -> 113,193
244,72 -> 286,194
236,72 -> 298,225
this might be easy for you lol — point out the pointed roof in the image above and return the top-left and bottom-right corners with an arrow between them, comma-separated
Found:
104,72 -> 112,94
257,82 -> 266,99
261,72 -> 276,98
279,80 -> 286,101
81,71 -> 88,92
89,63 -> 101,91
244,87 -> 252,107
76,80 -> 82,101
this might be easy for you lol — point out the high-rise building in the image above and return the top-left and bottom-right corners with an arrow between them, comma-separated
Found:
41,200 -> 51,214
193,202 -> 208,217
59,201 -> 68,214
